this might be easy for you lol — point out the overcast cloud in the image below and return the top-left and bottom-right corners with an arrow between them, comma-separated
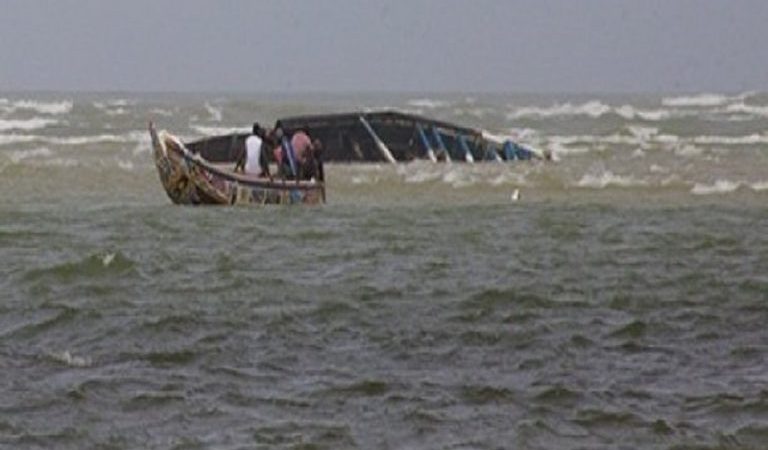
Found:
0,0 -> 766,93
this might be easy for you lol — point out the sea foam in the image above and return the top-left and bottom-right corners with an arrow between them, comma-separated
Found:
691,180 -> 740,195
205,103 -> 223,121
0,99 -> 73,115
577,171 -> 647,188
724,102 -> 768,118
508,101 -> 611,119
407,99 -> 449,109
0,118 -> 57,132
662,94 -> 730,107
191,125 -> 247,136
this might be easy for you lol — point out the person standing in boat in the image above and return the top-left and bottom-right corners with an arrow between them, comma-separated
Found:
237,122 -> 271,179
272,127 -> 314,180
302,139 -> 324,182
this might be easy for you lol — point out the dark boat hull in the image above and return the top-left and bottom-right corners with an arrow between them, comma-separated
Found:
184,111 -> 543,165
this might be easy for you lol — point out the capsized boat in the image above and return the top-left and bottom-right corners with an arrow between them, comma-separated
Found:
150,123 -> 325,206
276,110 -> 545,163
179,110 -> 546,165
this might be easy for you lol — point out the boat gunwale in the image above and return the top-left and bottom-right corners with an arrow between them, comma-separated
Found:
162,132 -> 325,193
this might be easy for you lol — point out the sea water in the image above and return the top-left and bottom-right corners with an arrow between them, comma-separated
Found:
1,92 -> 767,449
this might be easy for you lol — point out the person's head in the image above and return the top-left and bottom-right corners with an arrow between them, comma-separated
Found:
273,127 -> 284,141
252,122 -> 261,136
311,139 -> 323,155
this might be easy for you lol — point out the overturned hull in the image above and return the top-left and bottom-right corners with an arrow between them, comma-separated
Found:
186,110 -> 543,165
150,123 -> 325,206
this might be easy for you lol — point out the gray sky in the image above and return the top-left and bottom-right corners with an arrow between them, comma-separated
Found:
1,0 -> 766,93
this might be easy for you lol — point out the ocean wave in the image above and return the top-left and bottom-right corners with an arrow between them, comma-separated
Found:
508,101 -> 611,119
205,103 -> 223,121
751,181 -> 768,191
48,350 -> 92,368
407,99 -> 449,109
546,140 -> 591,156
453,107 -> 491,118
544,131 -> 767,156
0,134 -> 37,145
661,93 -> 731,107
691,180 -> 741,195
150,108 -> 173,117
692,134 -> 768,145
190,124 -> 248,136
724,102 -> 768,118
92,99 -> 135,110
6,147 -> 53,163
626,126 -> 659,141
674,145 -> 705,157
0,99 -> 73,115
614,105 -> 671,121
0,131 -> 148,147
577,171 -> 648,189
0,118 -> 57,132
508,101 -> 681,121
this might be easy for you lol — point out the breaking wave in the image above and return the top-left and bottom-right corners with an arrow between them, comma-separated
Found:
205,103 -> 223,121
190,124 -> 248,136
0,118 -> 57,132
577,171 -> 648,189
508,101 -> 611,119
724,102 -> 768,118
407,99 -> 450,109
691,180 -> 741,195
0,131 -> 148,147
661,93 -> 732,107
0,99 -> 73,115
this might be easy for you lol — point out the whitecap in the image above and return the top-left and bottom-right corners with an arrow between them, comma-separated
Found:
724,102 -> 768,118
692,134 -> 768,145
0,132 -> 146,146
442,168 -> 476,188
1,99 -> 73,115
0,134 -> 37,146
49,350 -> 91,368
577,171 -> 646,188
508,100 -> 611,119
662,94 -> 730,107
627,126 -> 659,141
546,140 -> 591,156
407,99 -> 449,109
615,105 -> 671,121
655,134 -> 681,144
102,252 -> 116,266
750,181 -> 768,191
691,180 -> 740,195
403,167 -> 442,184
205,103 -> 223,121
0,118 -> 57,132
190,125 -> 247,136
675,145 -> 704,157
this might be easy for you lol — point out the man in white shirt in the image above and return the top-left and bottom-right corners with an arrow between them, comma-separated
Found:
237,123 -> 271,179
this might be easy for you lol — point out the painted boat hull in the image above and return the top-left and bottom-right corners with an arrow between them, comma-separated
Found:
150,123 -> 325,206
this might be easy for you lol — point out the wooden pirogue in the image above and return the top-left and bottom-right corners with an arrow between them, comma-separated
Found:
150,122 -> 325,206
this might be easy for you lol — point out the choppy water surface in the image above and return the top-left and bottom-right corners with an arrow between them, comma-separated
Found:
1,92 -> 767,449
